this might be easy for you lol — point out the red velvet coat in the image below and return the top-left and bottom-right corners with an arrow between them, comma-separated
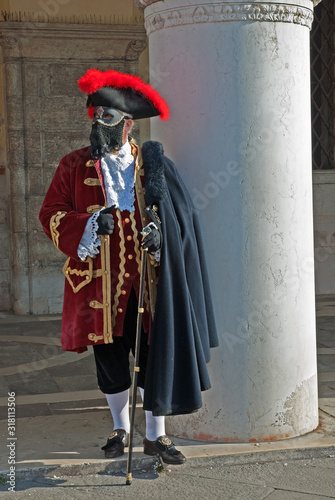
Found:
39,143 -> 157,353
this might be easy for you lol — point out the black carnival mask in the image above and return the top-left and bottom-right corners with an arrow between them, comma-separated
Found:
89,117 -> 126,158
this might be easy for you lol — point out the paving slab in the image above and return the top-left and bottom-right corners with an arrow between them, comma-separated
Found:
0,297 -> 335,494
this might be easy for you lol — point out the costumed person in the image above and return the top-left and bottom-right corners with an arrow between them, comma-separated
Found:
39,69 -> 218,465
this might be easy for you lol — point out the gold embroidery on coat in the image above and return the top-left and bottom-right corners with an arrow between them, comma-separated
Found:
50,211 -> 67,249
100,235 -> 113,343
89,300 -> 103,308
87,204 -> 104,214
111,209 -> 126,330
84,178 -> 101,186
88,333 -> 104,342
130,141 -> 142,173
105,234 -> 112,341
130,212 -> 141,271
92,269 -> 103,278
62,257 -> 93,293
91,159 -> 113,345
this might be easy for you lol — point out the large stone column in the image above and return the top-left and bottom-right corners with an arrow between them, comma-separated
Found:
136,0 -> 319,442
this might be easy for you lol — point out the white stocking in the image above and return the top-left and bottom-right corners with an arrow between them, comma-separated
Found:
139,387 -> 166,441
105,389 -> 130,433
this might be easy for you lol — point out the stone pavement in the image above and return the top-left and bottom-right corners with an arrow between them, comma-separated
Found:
0,296 -> 335,498
1,456 -> 335,499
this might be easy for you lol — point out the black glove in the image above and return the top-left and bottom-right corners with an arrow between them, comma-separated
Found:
97,206 -> 115,235
141,223 -> 161,252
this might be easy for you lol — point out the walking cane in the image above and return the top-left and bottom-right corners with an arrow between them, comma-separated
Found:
126,246 -> 148,485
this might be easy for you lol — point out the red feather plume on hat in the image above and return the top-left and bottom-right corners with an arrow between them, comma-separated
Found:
78,69 -> 169,120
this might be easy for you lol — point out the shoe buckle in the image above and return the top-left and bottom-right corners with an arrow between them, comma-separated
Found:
160,436 -> 172,446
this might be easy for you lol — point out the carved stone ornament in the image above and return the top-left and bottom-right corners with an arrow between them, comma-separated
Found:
143,3 -> 314,35
125,39 -> 147,59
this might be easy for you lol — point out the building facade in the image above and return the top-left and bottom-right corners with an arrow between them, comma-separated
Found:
1,0 -> 334,313
0,0 -> 149,313
0,0 -> 331,442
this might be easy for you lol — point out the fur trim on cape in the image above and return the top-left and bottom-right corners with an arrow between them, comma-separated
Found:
142,141 -> 168,204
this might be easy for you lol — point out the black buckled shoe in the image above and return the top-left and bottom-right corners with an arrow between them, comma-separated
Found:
101,429 -> 128,458
143,435 -> 186,465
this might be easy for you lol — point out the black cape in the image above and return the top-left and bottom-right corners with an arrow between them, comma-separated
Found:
141,141 -> 218,416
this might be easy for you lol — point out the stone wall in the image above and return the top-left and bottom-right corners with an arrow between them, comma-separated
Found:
313,171 -> 335,294
0,1 -> 334,315
0,19 -> 147,314
0,48 -> 10,311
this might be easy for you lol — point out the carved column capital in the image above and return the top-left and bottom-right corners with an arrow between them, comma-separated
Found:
134,0 -> 162,10
142,2 -> 315,35
135,0 -> 322,11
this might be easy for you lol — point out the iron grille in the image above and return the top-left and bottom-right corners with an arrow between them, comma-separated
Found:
311,0 -> 335,169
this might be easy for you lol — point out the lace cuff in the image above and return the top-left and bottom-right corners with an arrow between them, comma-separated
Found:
78,212 -> 101,261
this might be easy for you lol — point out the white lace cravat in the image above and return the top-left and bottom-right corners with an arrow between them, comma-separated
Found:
100,141 -> 135,212
78,141 -> 135,261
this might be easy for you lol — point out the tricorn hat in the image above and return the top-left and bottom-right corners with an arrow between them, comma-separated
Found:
78,69 -> 169,120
